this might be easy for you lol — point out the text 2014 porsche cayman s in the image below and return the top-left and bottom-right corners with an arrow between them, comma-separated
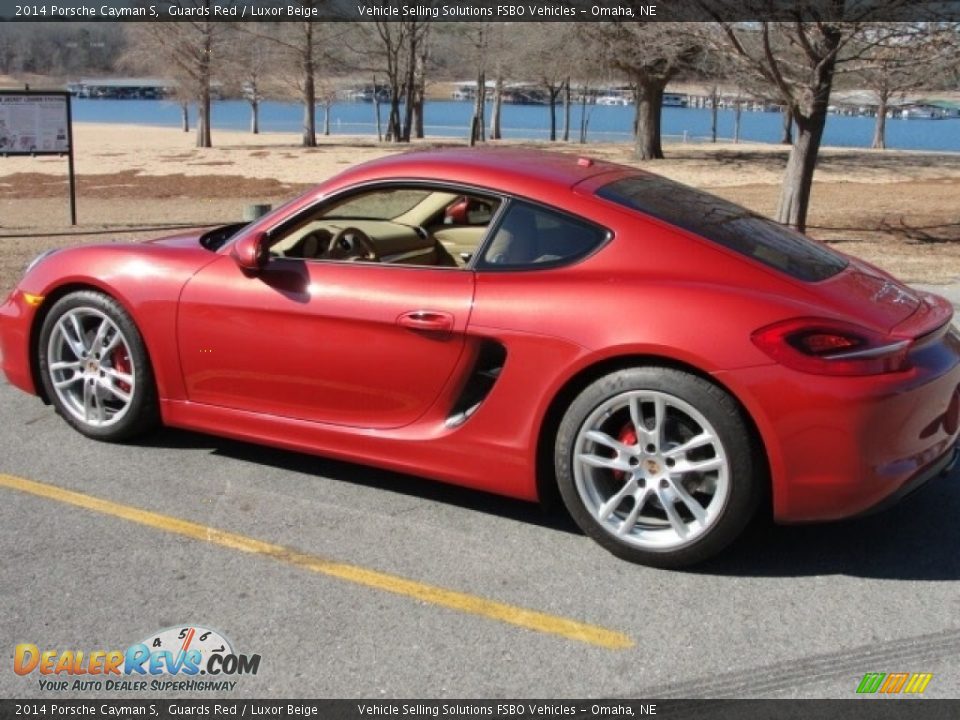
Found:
3,149 -> 958,566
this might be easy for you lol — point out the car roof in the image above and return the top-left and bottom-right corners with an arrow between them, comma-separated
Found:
327,147 -> 632,196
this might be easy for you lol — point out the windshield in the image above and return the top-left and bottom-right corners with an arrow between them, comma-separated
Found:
596,175 -> 848,282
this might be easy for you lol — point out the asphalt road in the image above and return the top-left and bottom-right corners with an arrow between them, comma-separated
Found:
2,379 -> 960,700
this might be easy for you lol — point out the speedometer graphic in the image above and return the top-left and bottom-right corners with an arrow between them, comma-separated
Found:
135,625 -> 234,673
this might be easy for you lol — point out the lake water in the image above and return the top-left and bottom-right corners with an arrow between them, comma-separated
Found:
71,98 -> 960,152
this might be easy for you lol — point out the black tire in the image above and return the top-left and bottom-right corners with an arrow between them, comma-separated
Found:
37,290 -> 160,442
554,366 -> 762,568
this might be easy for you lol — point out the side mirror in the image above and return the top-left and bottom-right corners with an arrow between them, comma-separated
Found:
444,197 -> 469,225
231,230 -> 268,272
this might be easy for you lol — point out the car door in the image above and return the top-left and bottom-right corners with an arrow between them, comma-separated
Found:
176,255 -> 474,429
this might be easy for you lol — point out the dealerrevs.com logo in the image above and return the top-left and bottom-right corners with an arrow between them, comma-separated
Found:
14,625 -> 261,692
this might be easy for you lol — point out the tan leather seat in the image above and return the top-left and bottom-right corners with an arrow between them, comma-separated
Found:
434,226 -> 488,265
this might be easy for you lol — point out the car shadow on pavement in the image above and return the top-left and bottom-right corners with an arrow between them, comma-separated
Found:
138,426 -> 582,536
138,427 -> 960,579
697,469 -> 960,581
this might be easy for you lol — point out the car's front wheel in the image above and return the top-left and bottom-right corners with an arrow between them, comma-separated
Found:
555,367 -> 761,568
38,290 -> 159,441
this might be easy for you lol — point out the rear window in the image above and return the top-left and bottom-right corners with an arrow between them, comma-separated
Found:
596,175 -> 848,282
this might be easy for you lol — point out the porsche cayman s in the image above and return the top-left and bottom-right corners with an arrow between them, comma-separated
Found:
3,149 -> 958,567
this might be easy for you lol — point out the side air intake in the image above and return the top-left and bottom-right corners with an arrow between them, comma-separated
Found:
445,340 -> 507,428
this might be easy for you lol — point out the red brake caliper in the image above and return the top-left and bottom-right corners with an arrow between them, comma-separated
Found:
612,423 -> 637,481
111,346 -> 132,393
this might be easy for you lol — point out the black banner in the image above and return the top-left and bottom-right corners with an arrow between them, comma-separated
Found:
1,0 -> 959,22
3,700 -> 960,720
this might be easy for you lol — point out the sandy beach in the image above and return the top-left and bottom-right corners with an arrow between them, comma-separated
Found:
1,122 -> 959,292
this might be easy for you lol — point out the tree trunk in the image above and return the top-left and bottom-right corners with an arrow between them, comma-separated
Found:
413,97 -> 424,139
302,70 -> 316,147
709,87 -> 718,143
634,78 -> 665,160
780,106 -> 793,144
387,91 -> 402,142
472,70 -> 485,144
373,76 -> 382,142
414,45 -> 426,139
250,99 -> 259,134
872,95 -> 888,150
195,26 -> 212,149
196,85 -> 211,148
323,104 -> 330,136
490,76 -> 502,140
301,22 -> 316,148
561,78 -> 570,142
733,96 -> 742,144
400,29 -> 418,142
777,109 -> 828,232
548,86 -> 557,142
180,102 -> 189,133
579,85 -> 589,143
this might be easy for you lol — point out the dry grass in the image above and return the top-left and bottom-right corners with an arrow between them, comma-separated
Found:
1,124 -> 958,294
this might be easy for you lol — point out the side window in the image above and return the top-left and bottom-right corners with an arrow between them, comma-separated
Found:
480,201 -> 607,269
268,186 -> 500,269
429,195 -> 501,266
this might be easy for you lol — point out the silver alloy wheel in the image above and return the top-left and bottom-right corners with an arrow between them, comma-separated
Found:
46,307 -> 136,428
572,390 -> 730,550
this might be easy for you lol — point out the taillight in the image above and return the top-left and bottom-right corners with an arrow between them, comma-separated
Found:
751,318 -> 912,376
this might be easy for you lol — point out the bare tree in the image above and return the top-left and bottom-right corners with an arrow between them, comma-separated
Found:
699,11 -> 915,231
851,24 -> 956,149
373,22 -> 406,141
401,20 -> 427,142
316,79 -> 338,136
347,21 -> 424,142
455,22 -> 491,145
709,85 -> 719,142
222,28 -> 274,135
486,24 -> 511,140
593,23 -> 701,159
248,16 -> 326,147
780,106 -> 793,144
411,32 -> 429,139
0,23 -> 125,76
124,9 -> 221,148
519,26 -> 574,142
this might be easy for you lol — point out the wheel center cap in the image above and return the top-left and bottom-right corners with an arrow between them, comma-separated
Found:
644,459 -> 661,475
86,359 -> 99,373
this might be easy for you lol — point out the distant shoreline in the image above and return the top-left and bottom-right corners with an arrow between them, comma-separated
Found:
61,119 -> 960,157
58,97 -> 960,154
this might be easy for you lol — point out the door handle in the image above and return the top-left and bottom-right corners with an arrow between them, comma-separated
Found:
397,310 -> 454,333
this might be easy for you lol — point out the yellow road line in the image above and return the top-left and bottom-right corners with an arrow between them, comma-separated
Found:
0,472 -> 633,650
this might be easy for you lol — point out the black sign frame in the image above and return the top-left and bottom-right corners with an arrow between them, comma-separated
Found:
0,89 -> 77,224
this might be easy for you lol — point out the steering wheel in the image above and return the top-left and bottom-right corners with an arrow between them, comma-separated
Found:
326,227 -> 379,262
295,229 -> 332,259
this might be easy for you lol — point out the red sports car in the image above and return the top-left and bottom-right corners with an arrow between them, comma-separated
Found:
2,149 -> 958,567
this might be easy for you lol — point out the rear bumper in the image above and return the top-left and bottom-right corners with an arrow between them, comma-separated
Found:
716,330 -> 960,523
858,441 -> 958,517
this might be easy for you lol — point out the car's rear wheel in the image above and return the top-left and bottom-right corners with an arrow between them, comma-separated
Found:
555,367 -> 761,568
38,290 -> 159,441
